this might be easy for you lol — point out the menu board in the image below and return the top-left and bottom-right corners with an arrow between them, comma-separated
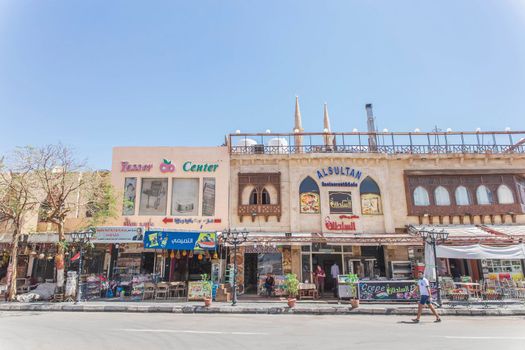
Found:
358,281 -> 437,301
187,281 -> 212,301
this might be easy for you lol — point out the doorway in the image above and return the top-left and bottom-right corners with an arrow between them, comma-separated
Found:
312,254 -> 343,297
244,253 -> 258,294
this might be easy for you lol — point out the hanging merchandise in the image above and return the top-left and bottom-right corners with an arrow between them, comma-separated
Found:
175,250 -> 181,259
212,251 -> 218,259
198,254 -> 203,261
38,253 -> 45,260
182,250 -> 187,257
170,251 -> 175,259
188,250 -> 194,258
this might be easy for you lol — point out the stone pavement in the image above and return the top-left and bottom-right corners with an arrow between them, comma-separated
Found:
1,299 -> 524,316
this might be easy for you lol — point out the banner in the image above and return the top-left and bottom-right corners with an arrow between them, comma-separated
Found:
94,226 -> 144,243
144,230 -> 216,250
358,281 -> 437,301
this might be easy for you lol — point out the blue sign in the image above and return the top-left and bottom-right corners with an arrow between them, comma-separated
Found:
144,231 -> 217,251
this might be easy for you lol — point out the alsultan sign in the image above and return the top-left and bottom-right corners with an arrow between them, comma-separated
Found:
316,166 -> 363,187
324,215 -> 359,232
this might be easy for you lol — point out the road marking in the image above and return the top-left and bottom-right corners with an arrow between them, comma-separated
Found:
119,329 -> 267,335
444,336 -> 525,340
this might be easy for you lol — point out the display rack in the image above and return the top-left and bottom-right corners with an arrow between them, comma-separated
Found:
390,261 -> 413,280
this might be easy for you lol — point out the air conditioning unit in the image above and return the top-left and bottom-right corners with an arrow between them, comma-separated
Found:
254,144 -> 265,154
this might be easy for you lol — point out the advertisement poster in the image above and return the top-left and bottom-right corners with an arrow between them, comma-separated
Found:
122,178 -> 137,215
139,178 -> 168,216
329,191 -> 353,213
144,231 -> 216,250
93,226 -> 144,243
202,177 -> 216,216
300,192 -> 320,214
171,178 -> 199,216
358,281 -> 437,301
361,193 -> 382,215
187,281 -> 212,301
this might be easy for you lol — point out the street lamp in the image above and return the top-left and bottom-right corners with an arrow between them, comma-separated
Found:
407,225 -> 449,306
70,229 -> 95,304
221,228 -> 248,306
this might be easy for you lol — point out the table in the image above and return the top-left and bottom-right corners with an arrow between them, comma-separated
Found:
298,283 -> 318,300
454,282 -> 481,298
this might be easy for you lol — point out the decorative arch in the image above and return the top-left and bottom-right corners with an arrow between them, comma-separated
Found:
360,176 -> 382,214
497,184 -> 514,204
476,185 -> 493,205
413,186 -> 430,206
434,186 -> 451,206
299,176 -> 320,213
454,186 -> 470,206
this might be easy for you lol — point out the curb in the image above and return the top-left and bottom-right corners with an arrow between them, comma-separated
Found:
1,303 -> 524,316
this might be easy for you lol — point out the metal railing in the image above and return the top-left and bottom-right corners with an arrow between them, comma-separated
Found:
229,131 -> 525,156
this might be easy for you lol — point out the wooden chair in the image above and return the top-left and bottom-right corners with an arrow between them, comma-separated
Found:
168,282 -> 186,299
142,282 -> 156,300
155,282 -> 169,300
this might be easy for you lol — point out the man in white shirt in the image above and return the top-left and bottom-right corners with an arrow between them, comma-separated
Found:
330,262 -> 340,298
413,271 -> 441,323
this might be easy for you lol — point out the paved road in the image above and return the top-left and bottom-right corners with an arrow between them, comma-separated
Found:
0,312 -> 523,350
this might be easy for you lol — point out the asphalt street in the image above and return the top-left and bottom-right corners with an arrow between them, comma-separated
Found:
0,312 -> 523,350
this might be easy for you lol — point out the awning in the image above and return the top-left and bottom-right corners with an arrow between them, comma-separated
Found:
436,244 -> 525,260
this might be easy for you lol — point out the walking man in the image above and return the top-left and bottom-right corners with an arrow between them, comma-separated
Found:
412,271 -> 441,323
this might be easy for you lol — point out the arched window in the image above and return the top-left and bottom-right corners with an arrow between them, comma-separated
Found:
455,186 -> 470,206
497,185 -> 514,204
360,176 -> 382,214
249,189 -> 258,205
413,186 -> 430,206
476,185 -> 493,205
434,186 -> 451,206
261,189 -> 271,205
299,176 -> 320,213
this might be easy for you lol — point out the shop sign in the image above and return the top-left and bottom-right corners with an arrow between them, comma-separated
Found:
93,226 -> 144,243
144,230 -> 217,250
161,217 -> 222,225
244,245 -> 280,254
120,161 -> 153,172
183,161 -> 219,172
187,281 -> 212,301
329,191 -> 352,213
358,281 -> 437,301
123,218 -> 154,229
324,215 -> 359,232
316,166 -> 362,180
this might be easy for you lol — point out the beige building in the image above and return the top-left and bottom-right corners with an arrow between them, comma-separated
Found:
227,100 -> 525,295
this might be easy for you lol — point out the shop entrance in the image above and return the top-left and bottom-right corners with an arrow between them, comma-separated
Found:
312,254 -> 343,297
244,253 -> 258,294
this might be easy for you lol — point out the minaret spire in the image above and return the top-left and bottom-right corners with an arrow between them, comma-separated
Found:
323,103 -> 334,148
294,96 -> 304,153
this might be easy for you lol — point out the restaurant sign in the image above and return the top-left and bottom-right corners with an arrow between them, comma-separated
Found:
329,191 -> 352,213
324,215 -> 359,232
144,230 -> 217,250
93,226 -> 144,243
315,166 -> 363,187
358,281 -> 438,301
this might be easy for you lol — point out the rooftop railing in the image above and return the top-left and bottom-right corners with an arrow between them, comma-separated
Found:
229,131 -> 525,156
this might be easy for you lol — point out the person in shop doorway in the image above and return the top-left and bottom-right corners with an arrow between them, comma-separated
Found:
314,265 -> 326,297
264,273 -> 275,297
330,262 -> 340,298
412,272 -> 442,323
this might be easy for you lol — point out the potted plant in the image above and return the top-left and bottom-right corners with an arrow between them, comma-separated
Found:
201,274 -> 213,307
350,282 -> 360,309
284,273 -> 300,308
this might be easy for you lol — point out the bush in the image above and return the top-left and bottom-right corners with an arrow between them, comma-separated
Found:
284,273 -> 300,298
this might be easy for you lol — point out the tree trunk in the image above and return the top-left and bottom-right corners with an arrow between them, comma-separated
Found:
56,220 -> 66,288
7,227 -> 20,302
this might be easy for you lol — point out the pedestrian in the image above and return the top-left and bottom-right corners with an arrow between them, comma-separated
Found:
412,271 -> 441,323
330,262 -> 340,298
314,265 -> 326,297
264,273 -> 275,297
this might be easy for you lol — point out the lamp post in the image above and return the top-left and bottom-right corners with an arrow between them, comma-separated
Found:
221,229 -> 248,306
70,229 -> 95,304
408,225 -> 449,306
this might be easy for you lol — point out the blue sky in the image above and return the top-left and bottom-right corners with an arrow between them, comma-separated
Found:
1,1 -> 524,168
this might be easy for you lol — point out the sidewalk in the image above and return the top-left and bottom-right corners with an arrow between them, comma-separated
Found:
1,299 -> 524,316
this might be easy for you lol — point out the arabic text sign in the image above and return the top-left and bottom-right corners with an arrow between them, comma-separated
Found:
144,231 -> 216,250
358,281 -> 438,301
94,226 -> 144,243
